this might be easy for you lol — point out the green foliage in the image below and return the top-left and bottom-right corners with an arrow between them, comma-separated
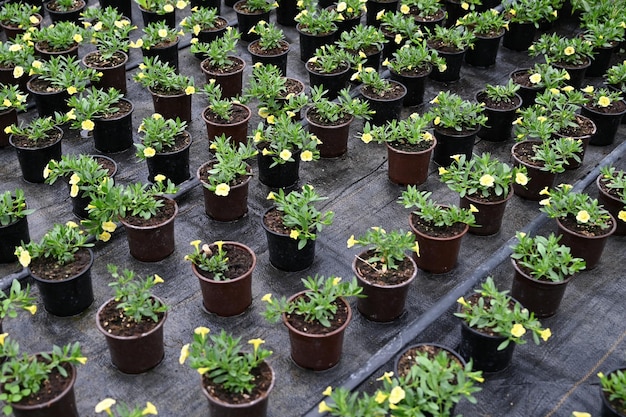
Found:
582,19 -> 625,48
539,183 -> 613,229
386,39 -> 445,74
598,369 -> 626,408
201,80 -> 235,121
266,185 -> 334,248
262,274 -> 362,327
318,386 -> 387,416
190,26 -> 240,65
510,231 -> 586,282
427,90 -> 487,132
94,398 -> 158,417
398,187 -> 476,227
527,138 -> 582,173
133,56 -> 195,95
534,87 -> 586,131
252,114 -> 319,167
295,7 -> 340,35
0,280 -> 36,319
179,6 -> 222,33
107,264 -> 168,322
307,44 -> 358,73
248,20 -> 285,50
606,61 -> 626,87
6,113 -> 66,142
86,10 -> 135,59
0,34 -> 36,69
30,20 -> 87,51
133,20 -> 179,50
245,63 -> 308,117
0,2 -> 40,27
529,33 -> 594,66
348,227 -> 416,272
482,79 -> 520,103
184,240 -> 230,280
582,85 -> 624,109
134,0 -> 188,15
353,67 -> 395,95
202,135 -> 256,194
135,114 -> 187,160
379,11 -> 422,44
518,63 -> 571,90
28,54 -> 101,93
424,25 -> 474,51
44,153 -> 113,200
66,87 -> 124,131
398,0 -> 441,16
239,0 -> 277,12
503,0 -> 559,26
600,165 -> 626,202
336,24 -> 387,53
308,86 -> 371,124
334,0 -> 367,19
453,277 -> 551,349
0,189 -> 34,226
457,9 -> 509,36
360,112 -> 433,145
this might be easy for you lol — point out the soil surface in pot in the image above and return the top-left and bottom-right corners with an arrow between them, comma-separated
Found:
286,294 -> 349,335
559,213 -> 613,237
29,247 -> 91,281
28,77 -> 64,94
35,40 -> 78,53
411,8 -> 445,21
584,98 -> 626,114
203,360 -> 273,404
510,70 -> 537,88
143,37 -> 178,50
396,344 -> 463,378
391,65 -> 431,78
147,132 -> 190,154
84,51 -> 127,68
411,215 -> 467,238
558,114 -> 595,137
203,105 -> 249,124
122,196 -> 176,227
99,99 -> 133,120
465,190 -> 510,203
15,362 -> 73,406
193,243 -> 254,280
459,293 -> 516,337
362,83 -> 405,100
234,0 -> 266,14
98,298 -> 164,336
427,39 -> 463,53
263,207 -> 293,235
513,141 -> 545,168
389,139 -> 433,153
202,57 -> 245,75
306,60 -> 348,75
199,163 -> 250,187
46,0 -> 84,11
95,156 -> 116,175
201,17 -> 228,31
477,91 -> 521,111
280,78 -> 304,97
354,250 -> 415,286
598,176 -> 624,201
307,108 -> 352,126
249,40 -> 289,56
10,128 -> 62,148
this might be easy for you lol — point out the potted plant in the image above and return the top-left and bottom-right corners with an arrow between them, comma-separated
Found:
0,189 -> 33,264
7,113 -> 66,183
0,279 -> 36,332
134,0 -> 188,28
0,338 -> 86,417
135,113 -> 192,184
454,276 -> 551,372
247,21 -> 290,76
348,226 -> 418,322
30,20 -> 86,59
261,274 -> 362,370
131,21 -> 181,73
353,67 -> 407,126
262,185 -> 333,270
439,152 -> 528,235
317,386 -> 386,416
200,81 -> 252,146
336,24 -> 387,71
365,0 -> 399,28
179,327 -> 274,416
252,114 -> 319,189
0,2 -> 41,40
580,85 -> 626,146
597,165 -> 626,236
0,83 -> 27,148
539,183 -> 616,270
606,60 -> 626,99
442,0 -> 483,27
400,0 -> 445,31
581,19 -> 625,77
509,62 -> 570,108
81,8 -> 135,94
475,80 -> 522,142
377,10 -> 422,62
328,0 -> 368,33
360,112 -> 436,185
43,153 -> 118,219
502,0 -> 557,52
179,6 -> 228,57
184,239 -> 257,315
305,85 -> 371,158
528,33 -> 594,88
398,187 -> 476,273
82,175 -> 179,261
0,34 -> 36,90
295,5 -> 341,62
197,135 -> 257,221
305,45 -> 356,100
26,55 -> 101,117
457,9 -> 509,68
425,25 -> 474,82
385,39 -> 445,106
510,231 -> 586,318
96,264 -> 168,374
133,56 -> 195,123
44,0 -> 86,23
14,221 -> 95,316
66,87 -> 135,153
426,90 -> 487,166
95,399 -> 159,417
194,28 -> 244,98
598,368 -> 626,417
234,0 -> 277,42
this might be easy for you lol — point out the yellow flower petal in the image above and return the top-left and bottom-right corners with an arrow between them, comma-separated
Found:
95,398 -> 116,413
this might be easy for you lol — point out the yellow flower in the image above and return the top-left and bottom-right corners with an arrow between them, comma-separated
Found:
266,115 -> 276,124
98,231 -> 111,242
248,338 -> 265,352
101,221 -> 116,233
215,183 -> 230,196
2,99 -> 11,108
375,391 -> 388,404
376,9 -> 385,20
24,305 -> 37,315
197,367 -> 210,375
361,132 -> 373,143
18,249 -> 31,267
549,88 -> 560,95
438,167 -> 448,175
154,174 -> 166,182
430,96 -> 439,104
76,356 -> 87,364
347,235 -> 358,248
184,85 -> 195,95
576,210 -> 590,223
509,8 -> 516,15
564,46 -> 575,56
153,274 -> 164,284
67,86 -> 78,95
300,150 -> 313,161
142,402 -> 158,415
262,293 -> 272,302
451,154 -> 461,162
318,401 -> 333,413
515,172 -> 528,186
70,183 -> 79,198
376,371 -> 394,383
336,1 -> 347,11
561,85 -> 574,92
388,386 -> 406,404
12,66 -> 24,79
469,204 -> 479,213
93,21 -> 103,31
540,328 -> 552,342
400,4 -> 410,13
179,344 -> 190,364
582,85 -> 594,93
510,323 -> 526,337
73,33 -> 83,43
130,39 -> 144,48
69,173 -> 81,185
461,1 -> 469,10
279,149 -> 292,160
598,96 -> 611,107
618,210 -> 626,222
158,28 -> 168,38
479,174 -> 495,187
29,15 -> 40,24
195,326 -> 210,337
163,4 -> 174,12
143,147 -> 156,158
290,229 -> 300,239
413,241 -> 420,257
322,386 -> 332,396
572,412 -> 591,417
434,116 -> 441,125
266,192 -> 275,200
176,0 -> 187,8
81,119 -> 95,131
457,296 -> 468,307
529,73 -> 541,84
95,398 -> 116,414
0,333 -> 7,346
539,187 -> 550,196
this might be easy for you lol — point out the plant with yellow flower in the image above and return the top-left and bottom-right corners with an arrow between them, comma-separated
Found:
0,34 -> 36,81
582,85 -> 624,111
426,90 -> 487,134
529,33 -> 594,67
65,87 -> 127,133
397,0 -> 442,19
135,113 -> 188,163
295,5 -> 341,36
0,338 -> 86,416
95,398 -> 158,417
0,84 -> 26,113
0,188 -> 33,228
0,279 -> 36,320
30,20 -> 87,53
184,239 -> 233,281
135,0 -> 187,15
399,186 -> 477,229
133,56 -> 195,97
333,0 -> 367,21
502,0 -> 557,28
377,11 -> 423,57
598,368 -> 626,415
336,24 -> 387,62
0,2 -> 41,37
179,6 -> 227,38
455,276 -> 551,351
606,60 -> 626,93
81,7 -> 135,68
598,165 -> 626,234
306,85 -> 371,139
317,385 -> 386,416
385,39 -> 446,84
348,226 -> 417,275
180,327 -> 273,404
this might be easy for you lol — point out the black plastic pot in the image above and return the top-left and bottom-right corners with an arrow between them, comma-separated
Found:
44,0 -> 85,23
306,62 -> 351,101
139,7 -> 176,28
93,99 -> 134,154
27,78 -> 70,117
145,133 -> 192,185
476,91 -> 522,142
365,0 -> 398,27
502,21 -> 536,51
429,48 -> 466,82
464,32 -> 505,68
190,0 -> 221,14
247,40 -> 290,76
432,127 -> 479,166
0,215 -> 30,263
297,24 -> 337,62
459,319 -> 516,372
257,148 -> 301,189
234,0 -> 270,42
99,0 -> 133,20
360,81 -> 406,126
581,104 -> 626,146
262,208 -> 316,271
389,66 -> 432,107
10,128 -> 63,183
586,45 -> 617,78
142,39 -> 180,74
276,0 -> 297,26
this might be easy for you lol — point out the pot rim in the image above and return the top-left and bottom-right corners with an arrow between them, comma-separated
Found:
30,247 -> 94,283
261,206 -> 312,239
145,130 -> 192,157
94,98 -> 134,122
201,55 -> 246,76
95,295 -> 168,340
352,249 -> 417,288
281,290 -> 352,338
388,64 -> 433,79
359,79 -> 407,100
511,258 -> 574,285
296,22 -> 338,37
201,361 -> 275,408
304,107 -> 354,129
119,196 -> 178,231
462,186 -> 514,206
190,241 -> 257,284
81,50 -> 129,70
201,102 -> 251,127
247,39 -> 291,58
582,101 -> 626,116
196,161 -> 253,189
408,211 -> 470,241
305,60 -> 351,77
9,125 -> 63,150
556,214 -> 617,240
385,138 -> 437,154
475,90 -> 523,112
394,342 -> 466,376
596,173 -> 625,204
10,362 -> 76,411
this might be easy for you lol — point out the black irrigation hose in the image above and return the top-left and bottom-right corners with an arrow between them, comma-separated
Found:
301,139 -> 626,417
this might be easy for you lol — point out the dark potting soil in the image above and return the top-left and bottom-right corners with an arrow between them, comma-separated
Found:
307,108 -> 352,126
249,40 -> 290,56
354,250 -> 415,286
513,260 -> 564,284
193,243 -> 254,281
29,248 -> 92,281
94,156 -> 116,176
46,0 -> 83,12
559,213 -> 614,237
427,39 -> 463,54
598,177 -> 624,200
389,139 -> 433,153
202,57 -> 245,75
511,70 -> 539,88
280,78 -> 304,97
584,99 -> 626,114
10,128 -> 62,148
554,58 -> 590,70
306,60 -> 349,75
27,77 -> 63,94
604,391 -> 626,415
151,132 -> 191,154
392,65 -> 431,78
203,360 -> 273,404
203,104 -> 249,124
410,214 -> 467,238
476,91 -> 521,111
234,1 -> 265,14
474,28 -> 506,38
411,8 -> 445,21
98,298 -> 164,337
15,362 -> 73,406
558,114 -> 595,137
100,99 -> 133,120
263,208 -> 291,235
286,295 -> 349,335
346,45 -> 381,58
122,196 -> 176,227
513,141 -> 545,168
362,83 -> 405,100
396,344 -> 463,379
83,51 -> 127,68
201,17 -> 228,31
199,162 -> 251,187
35,40 -> 78,53
144,37 -> 178,50
466,190 -> 511,203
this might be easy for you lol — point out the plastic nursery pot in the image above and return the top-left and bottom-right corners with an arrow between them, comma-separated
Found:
502,21 -> 537,52
0,215 -> 30,263
148,87 -> 192,124
510,141 -> 557,201
256,148 -> 301,189
510,68 -> 543,108
464,31 -> 505,68
44,0 -> 86,23
386,140 -> 437,186
201,103 -> 251,147
0,108 -> 18,147
262,208 -> 316,272
96,297 -> 167,374
556,215 -> 616,270
142,39 -> 180,74
305,108 -> 353,158
360,81 -> 407,126
34,41 -> 80,62
93,98 -> 134,154
458,318 -> 516,373
597,174 -> 626,236
296,23 -> 337,62
580,103 -> 626,146
191,242 -> 255,316
83,51 -> 129,94
234,0 -> 270,42
247,40 -> 290,77
9,127 -> 63,184
428,48 -> 466,83
459,189 -> 513,236
27,78 -> 70,117
432,127 -> 479,167
197,162 -> 252,222
201,56 -> 245,99
30,248 -> 94,317
600,368 -> 626,417
145,132 -> 192,185
365,0 -> 398,27
389,66 -> 432,107
282,291 -> 351,370
305,62 -> 351,101
476,92 -> 523,142
394,343 -> 466,377
139,6 -> 176,28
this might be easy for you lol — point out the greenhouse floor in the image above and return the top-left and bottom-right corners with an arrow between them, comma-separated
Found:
0,2 -> 625,416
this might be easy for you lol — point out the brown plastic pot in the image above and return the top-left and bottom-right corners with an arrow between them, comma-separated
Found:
83,50 -> 129,94
556,215 -> 616,270
148,87 -> 192,124
386,140 -> 436,186
511,141 -> 557,201
305,108 -> 353,158
597,174 -> 626,236
459,189 -> 513,236
201,56 -> 245,99
201,103 -> 251,146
